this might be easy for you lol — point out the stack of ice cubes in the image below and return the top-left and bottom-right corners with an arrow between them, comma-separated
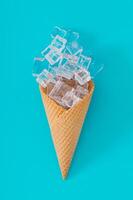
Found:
33,26 -> 95,109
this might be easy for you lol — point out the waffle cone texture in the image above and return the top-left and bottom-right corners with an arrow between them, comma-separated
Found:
40,80 -> 94,179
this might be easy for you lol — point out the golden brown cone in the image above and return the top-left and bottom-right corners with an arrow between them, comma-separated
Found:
40,80 -> 94,179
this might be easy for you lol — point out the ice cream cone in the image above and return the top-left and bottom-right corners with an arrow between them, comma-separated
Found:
39,80 -> 94,179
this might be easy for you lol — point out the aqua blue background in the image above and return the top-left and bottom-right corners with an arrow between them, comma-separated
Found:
1,0 -> 133,199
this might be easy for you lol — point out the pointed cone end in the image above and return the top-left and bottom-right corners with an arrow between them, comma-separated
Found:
61,169 -> 69,180
62,173 -> 67,180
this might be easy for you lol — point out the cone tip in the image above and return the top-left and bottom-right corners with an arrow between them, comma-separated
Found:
61,171 -> 68,180
62,174 -> 67,180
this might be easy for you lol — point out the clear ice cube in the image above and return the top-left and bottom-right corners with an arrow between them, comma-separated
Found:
48,65 -> 58,77
63,49 -> 79,64
62,90 -> 81,108
63,62 -> 76,72
36,77 -> 47,88
61,77 -> 76,88
36,71 -> 48,88
46,82 -> 55,95
82,82 -> 89,90
50,35 -> 67,52
78,55 -> 92,69
48,80 -> 73,106
66,30 -> 79,43
74,85 -> 88,98
43,69 -> 57,84
45,49 -> 61,65
36,69 -> 56,88
75,68 -> 91,85
56,66 -> 74,80
58,56 -> 68,68
42,69 -> 54,80
66,40 -> 83,55
41,46 -> 51,56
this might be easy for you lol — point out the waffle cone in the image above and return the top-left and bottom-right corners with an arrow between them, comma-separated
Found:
40,80 -> 94,179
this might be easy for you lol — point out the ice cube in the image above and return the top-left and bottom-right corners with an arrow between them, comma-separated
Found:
59,50 -> 79,70
36,71 -> 48,88
58,56 -> 68,68
64,62 -> 76,72
50,35 -> 67,52
42,69 -> 54,80
61,77 -> 76,88
46,81 -> 55,95
43,69 -> 57,85
51,26 -> 67,38
36,69 -> 56,88
48,65 -> 58,77
75,68 -> 91,85
82,82 -> 89,90
66,30 -> 79,43
48,80 -> 73,106
63,50 -> 79,64
56,66 -> 74,80
66,40 -> 83,55
78,55 -> 92,69
62,90 -> 81,108
74,85 -> 88,98
36,77 -> 47,88
41,46 -> 51,56
45,49 -> 61,65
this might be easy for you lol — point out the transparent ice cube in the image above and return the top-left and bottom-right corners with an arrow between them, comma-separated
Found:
41,46 -> 51,56
42,69 -> 54,79
43,69 -> 57,84
36,69 -> 56,88
82,82 -> 89,90
63,49 -> 79,64
63,62 -> 76,72
57,67 -> 74,80
56,63 -> 76,80
59,49 -> 79,69
45,49 -> 61,65
46,81 -> 55,95
48,80 -> 73,106
58,56 -> 68,68
78,55 -> 92,69
66,40 -> 83,55
48,65 -> 58,77
66,30 -> 79,43
61,77 -> 76,88
36,77 -> 47,88
62,90 -> 81,108
75,68 -> 91,85
74,85 -> 88,98
50,35 -> 67,52
36,71 -> 48,88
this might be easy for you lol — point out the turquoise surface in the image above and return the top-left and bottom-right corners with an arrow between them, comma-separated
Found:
1,0 -> 133,199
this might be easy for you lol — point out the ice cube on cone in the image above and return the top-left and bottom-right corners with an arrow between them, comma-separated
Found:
75,68 -> 91,85
62,90 -> 81,108
48,80 -> 73,107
